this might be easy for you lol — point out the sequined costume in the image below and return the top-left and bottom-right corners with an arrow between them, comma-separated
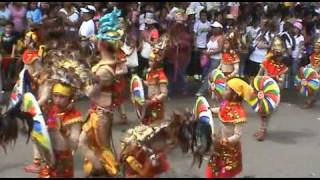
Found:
259,36 -> 289,87
39,105 -> 82,178
79,8 -> 123,177
143,68 -> 168,125
141,34 -> 169,125
121,124 -> 170,178
219,32 -> 240,79
207,78 -> 253,178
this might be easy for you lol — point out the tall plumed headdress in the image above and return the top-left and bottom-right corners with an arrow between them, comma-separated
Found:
49,57 -> 92,98
96,8 -> 122,43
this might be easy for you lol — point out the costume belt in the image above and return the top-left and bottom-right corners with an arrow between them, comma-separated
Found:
91,104 -> 114,114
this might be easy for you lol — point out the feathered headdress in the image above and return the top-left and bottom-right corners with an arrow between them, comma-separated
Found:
50,58 -> 92,98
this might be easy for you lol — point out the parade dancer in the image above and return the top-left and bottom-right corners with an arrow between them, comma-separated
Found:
141,37 -> 168,125
258,36 -> 289,88
217,32 -> 240,79
78,9 -> 121,177
255,36 -> 288,141
208,78 -> 254,178
303,37 -> 320,108
38,65 -> 82,178
39,78 -> 81,178
15,31 -> 49,173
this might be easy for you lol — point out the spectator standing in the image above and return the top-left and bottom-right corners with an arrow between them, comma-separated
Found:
9,2 -> 27,33
196,21 -> 224,96
58,2 -> 80,41
291,21 -> 305,87
138,12 -> 159,78
79,5 -> 96,40
0,2 -> 10,35
192,9 -> 211,80
26,2 -> 42,26
245,18 -> 274,81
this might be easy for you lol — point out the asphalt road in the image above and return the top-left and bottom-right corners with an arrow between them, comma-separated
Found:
1,89 -> 320,178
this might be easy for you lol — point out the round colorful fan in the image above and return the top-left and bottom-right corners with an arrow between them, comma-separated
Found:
130,75 -> 145,119
208,69 -> 226,98
193,96 -> 214,138
294,67 -> 320,97
248,76 -> 280,115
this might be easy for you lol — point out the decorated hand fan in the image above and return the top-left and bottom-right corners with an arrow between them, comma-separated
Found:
193,96 -> 214,135
294,67 -> 320,97
130,75 -> 145,119
208,69 -> 226,100
248,76 -> 280,116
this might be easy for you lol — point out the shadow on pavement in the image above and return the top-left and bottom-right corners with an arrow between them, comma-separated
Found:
266,130 -> 316,144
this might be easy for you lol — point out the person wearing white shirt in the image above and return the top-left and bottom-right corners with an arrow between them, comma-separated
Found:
59,2 -> 80,40
194,10 -> 211,49
291,21 -> 305,88
245,19 -> 274,79
193,9 -> 211,80
79,6 -> 96,40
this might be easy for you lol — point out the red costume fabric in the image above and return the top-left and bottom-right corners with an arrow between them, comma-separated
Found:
146,68 -> 168,85
218,100 -> 247,124
125,148 -> 170,178
47,105 -> 82,130
261,59 -> 288,78
206,100 -> 246,178
206,141 -> 242,178
22,49 -> 39,65
221,51 -> 240,65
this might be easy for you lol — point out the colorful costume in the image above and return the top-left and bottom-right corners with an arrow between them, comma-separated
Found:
143,67 -> 168,125
219,32 -> 240,79
259,36 -> 289,87
301,37 -> 320,108
37,57 -> 87,178
79,8 -> 122,177
141,40 -> 169,125
121,124 -> 170,178
39,104 -> 82,178
207,78 -> 253,178
11,31 -> 49,174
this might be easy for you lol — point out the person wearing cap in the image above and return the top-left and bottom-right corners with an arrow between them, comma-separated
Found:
79,8 -> 122,177
138,12 -> 159,78
186,6 -> 196,32
38,80 -> 82,178
208,77 -> 254,178
196,21 -> 224,96
291,21 -> 305,88
79,5 -> 96,40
